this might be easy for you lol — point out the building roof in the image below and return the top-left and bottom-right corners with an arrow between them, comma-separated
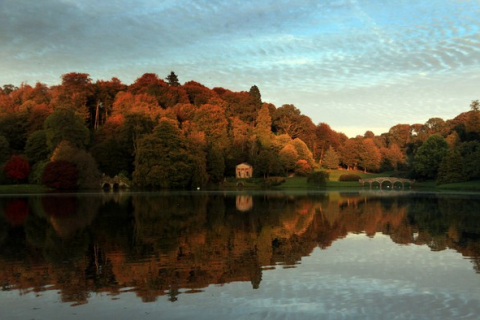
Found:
236,162 -> 252,168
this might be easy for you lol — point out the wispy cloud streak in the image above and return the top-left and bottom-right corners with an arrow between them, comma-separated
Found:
1,0 -> 480,136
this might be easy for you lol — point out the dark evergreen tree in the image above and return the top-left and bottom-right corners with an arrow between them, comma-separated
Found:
165,71 -> 180,87
249,85 -> 262,107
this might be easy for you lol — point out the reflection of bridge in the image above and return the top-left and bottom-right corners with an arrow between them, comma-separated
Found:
359,177 -> 415,189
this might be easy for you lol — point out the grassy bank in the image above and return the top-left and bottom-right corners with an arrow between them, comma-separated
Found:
415,180 -> 480,192
1,175 -> 479,193
277,170 -> 378,190
278,170 -> 480,192
0,184 -> 52,194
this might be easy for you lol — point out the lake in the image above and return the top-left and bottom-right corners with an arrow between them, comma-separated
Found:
0,190 -> 480,319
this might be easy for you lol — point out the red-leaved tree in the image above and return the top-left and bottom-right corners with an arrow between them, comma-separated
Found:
41,160 -> 78,190
4,155 -> 30,182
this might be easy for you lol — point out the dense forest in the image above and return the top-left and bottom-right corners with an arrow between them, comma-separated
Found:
0,72 -> 479,189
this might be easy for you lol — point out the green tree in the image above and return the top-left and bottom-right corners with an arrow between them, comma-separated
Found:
25,130 -> 49,164
0,135 -> 9,164
459,141 -> 480,180
255,149 -> 283,178
322,147 -> 339,170
44,108 -> 90,151
436,148 -> 466,185
413,135 -> 448,179
90,138 -> 132,177
206,144 -> 225,184
133,118 -> 197,188
118,112 -> 156,156
0,112 -> 28,151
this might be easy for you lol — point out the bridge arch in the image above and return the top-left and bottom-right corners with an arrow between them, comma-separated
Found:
381,180 -> 392,189
359,177 -> 415,190
100,175 -> 130,190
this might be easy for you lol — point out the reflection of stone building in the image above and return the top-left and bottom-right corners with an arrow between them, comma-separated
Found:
236,195 -> 253,212
236,163 -> 253,178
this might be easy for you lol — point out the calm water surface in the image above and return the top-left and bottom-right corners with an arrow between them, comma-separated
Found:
1,190 -> 480,319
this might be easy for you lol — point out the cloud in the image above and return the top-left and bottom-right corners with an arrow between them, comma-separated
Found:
1,0 -> 480,136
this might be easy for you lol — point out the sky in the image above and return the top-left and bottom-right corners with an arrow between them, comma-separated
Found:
1,0 -> 480,137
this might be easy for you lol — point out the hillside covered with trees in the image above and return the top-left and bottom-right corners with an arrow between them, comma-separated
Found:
0,72 -> 479,189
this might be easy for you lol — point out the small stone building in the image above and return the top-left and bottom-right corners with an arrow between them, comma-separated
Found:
236,163 -> 253,179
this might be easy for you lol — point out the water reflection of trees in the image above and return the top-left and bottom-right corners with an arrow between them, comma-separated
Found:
0,192 -> 480,304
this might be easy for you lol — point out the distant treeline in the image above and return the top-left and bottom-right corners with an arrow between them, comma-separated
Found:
0,72 -> 479,189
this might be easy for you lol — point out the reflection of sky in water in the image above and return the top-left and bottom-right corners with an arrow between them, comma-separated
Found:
2,233 -> 480,319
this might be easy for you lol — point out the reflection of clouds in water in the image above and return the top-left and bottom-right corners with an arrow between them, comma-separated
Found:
4,234 -> 479,319
163,234 -> 480,319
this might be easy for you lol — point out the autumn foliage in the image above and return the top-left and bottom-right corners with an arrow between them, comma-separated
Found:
1,71 -> 480,188
41,160 -> 78,190
3,155 -> 30,181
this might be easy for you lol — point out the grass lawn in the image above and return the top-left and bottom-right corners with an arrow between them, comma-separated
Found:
272,170 -> 402,190
325,169 -> 394,181
0,184 -> 51,194
276,176 -> 310,189
416,180 -> 480,192
277,170 -> 480,192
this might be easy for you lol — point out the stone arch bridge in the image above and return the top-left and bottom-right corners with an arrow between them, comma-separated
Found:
359,177 -> 415,189
100,175 -> 130,190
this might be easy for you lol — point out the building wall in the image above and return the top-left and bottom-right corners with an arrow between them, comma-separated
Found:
236,164 -> 253,178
